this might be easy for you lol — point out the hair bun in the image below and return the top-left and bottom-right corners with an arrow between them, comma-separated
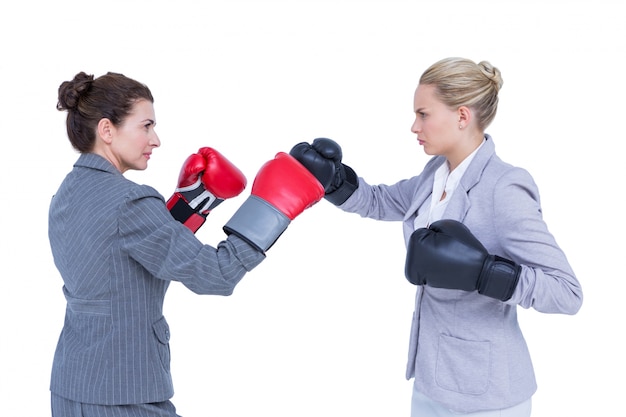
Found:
57,72 -> 95,111
478,61 -> 503,91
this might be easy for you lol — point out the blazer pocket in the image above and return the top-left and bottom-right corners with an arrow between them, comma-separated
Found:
435,334 -> 491,395
152,316 -> 171,372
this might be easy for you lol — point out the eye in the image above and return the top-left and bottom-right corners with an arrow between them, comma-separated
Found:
417,111 -> 427,119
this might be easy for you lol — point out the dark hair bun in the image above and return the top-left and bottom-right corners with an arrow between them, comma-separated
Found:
57,72 -> 95,111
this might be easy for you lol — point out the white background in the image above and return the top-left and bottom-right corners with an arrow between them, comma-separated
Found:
0,0 -> 624,416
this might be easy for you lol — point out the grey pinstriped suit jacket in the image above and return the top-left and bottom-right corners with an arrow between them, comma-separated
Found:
48,153 -> 265,405
339,136 -> 583,413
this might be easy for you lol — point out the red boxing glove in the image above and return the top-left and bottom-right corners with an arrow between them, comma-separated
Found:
223,152 -> 324,252
253,152 -> 325,220
167,147 -> 247,233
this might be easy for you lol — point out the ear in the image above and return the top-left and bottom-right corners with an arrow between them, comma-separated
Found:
97,118 -> 114,144
457,106 -> 472,129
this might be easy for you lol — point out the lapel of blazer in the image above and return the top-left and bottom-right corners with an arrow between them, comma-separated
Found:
403,155 -> 446,221
401,135 -> 496,223
444,134 -> 496,222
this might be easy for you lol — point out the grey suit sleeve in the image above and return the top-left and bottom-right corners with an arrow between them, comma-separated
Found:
338,176 -> 420,221
118,186 -> 265,296
492,168 -> 582,314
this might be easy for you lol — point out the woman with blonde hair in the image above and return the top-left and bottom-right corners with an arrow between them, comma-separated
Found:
290,57 -> 582,416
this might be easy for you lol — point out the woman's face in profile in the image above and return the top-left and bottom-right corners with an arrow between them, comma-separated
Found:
411,84 -> 460,158
107,99 -> 160,173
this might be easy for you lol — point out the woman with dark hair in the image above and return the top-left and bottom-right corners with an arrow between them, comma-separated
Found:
50,71 -> 324,416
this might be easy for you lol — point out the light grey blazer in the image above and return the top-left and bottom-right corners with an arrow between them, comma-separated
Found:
48,153 -> 265,405
339,135 -> 582,413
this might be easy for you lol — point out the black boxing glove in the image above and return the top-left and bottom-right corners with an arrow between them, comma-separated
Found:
289,137 -> 358,205
405,219 -> 521,301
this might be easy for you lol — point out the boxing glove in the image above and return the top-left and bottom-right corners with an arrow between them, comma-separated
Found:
167,147 -> 247,233
405,219 -> 521,301
223,152 -> 324,252
289,137 -> 358,205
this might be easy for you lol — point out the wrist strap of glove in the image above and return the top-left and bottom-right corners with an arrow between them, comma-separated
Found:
166,193 -> 207,233
223,196 -> 290,253
478,255 -> 521,301
325,164 -> 359,206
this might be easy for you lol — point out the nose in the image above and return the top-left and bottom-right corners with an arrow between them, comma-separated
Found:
411,117 -> 421,134
151,132 -> 161,148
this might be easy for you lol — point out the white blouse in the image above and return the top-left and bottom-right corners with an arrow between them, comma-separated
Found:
413,139 -> 486,230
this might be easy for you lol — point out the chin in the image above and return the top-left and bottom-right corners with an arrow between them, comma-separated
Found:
132,163 -> 148,171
